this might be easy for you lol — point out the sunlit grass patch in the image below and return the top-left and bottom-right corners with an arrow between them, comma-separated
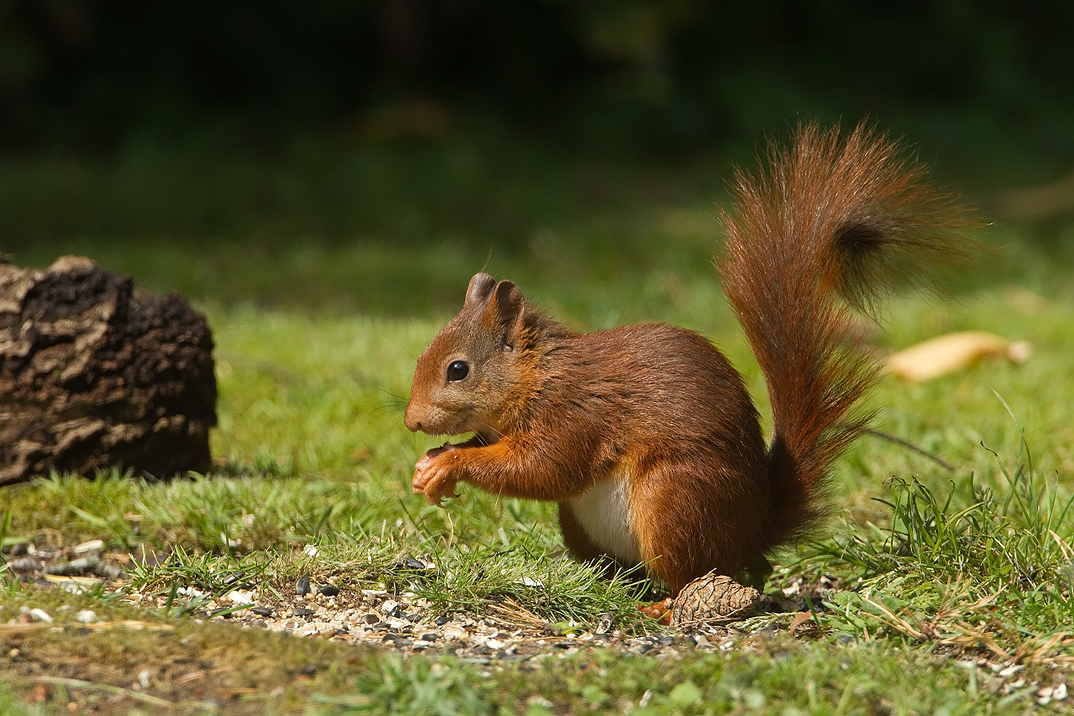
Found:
2,226 -> 1074,711
802,401 -> 1074,664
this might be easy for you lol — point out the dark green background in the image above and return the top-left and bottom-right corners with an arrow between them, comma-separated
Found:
4,2 -> 1071,157
2,1 -> 1071,309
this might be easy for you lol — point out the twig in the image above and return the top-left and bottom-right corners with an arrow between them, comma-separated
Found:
859,595 -> 924,639
0,620 -> 175,635
865,428 -> 955,472
29,676 -> 176,708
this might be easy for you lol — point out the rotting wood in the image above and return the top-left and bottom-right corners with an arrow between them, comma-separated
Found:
0,255 -> 216,485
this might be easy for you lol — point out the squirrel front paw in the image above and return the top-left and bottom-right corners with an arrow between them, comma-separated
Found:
413,444 -> 461,507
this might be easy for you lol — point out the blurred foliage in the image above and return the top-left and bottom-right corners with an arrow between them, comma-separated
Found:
2,0 -> 1074,296
1,0 -> 1072,161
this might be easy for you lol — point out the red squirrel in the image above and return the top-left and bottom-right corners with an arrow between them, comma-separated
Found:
403,123 -> 972,596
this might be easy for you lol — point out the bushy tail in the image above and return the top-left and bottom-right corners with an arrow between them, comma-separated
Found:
718,122 -> 975,545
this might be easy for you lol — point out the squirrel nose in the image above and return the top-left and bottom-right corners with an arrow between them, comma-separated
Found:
403,404 -> 421,432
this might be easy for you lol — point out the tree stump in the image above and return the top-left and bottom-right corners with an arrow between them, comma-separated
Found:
0,255 -> 216,485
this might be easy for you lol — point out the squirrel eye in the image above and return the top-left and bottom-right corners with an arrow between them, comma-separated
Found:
446,360 -> 469,382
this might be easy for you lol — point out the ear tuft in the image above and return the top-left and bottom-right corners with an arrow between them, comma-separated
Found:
464,273 -> 497,308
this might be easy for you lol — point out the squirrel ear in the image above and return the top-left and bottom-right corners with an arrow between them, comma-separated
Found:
484,280 -> 525,347
464,273 -> 497,308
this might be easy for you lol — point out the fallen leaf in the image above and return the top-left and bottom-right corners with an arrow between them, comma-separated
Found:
887,331 -> 1032,382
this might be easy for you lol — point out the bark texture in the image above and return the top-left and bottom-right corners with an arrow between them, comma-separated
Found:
0,256 -> 216,485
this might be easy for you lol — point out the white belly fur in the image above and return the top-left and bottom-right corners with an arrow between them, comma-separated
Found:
567,476 -> 640,564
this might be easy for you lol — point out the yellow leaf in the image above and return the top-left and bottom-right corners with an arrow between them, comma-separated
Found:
887,331 -> 1032,382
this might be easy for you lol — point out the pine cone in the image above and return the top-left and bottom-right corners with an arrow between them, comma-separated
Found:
670,573 -> 762,627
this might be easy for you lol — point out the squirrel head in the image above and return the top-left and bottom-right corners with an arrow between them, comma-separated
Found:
404,272 -> 531,442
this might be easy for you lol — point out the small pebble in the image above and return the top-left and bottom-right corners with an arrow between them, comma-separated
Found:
292,607 -> 314,617
21,607 -> 52,623
222,571 -> 246,586
72,539 -> 105,554
296,576 -> 311,596
10,558 -> 42,573
58,581 -> 90,595
226,590 -> 254,605
319,585 -> 340,597
441,625 -> 466,640
98,562 -> 124,579
251,606 -> 273,617
46,557 -> 100,576
435,614 -> 451,626
75,610 -> 97,624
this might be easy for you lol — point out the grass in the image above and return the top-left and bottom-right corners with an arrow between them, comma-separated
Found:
2,134 -> 1074,713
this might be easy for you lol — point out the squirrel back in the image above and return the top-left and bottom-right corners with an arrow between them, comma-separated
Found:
719,122 -> 974,547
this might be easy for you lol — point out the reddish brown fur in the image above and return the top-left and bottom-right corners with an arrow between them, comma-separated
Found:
718,123 -> 973,547
404,122 -> 972,595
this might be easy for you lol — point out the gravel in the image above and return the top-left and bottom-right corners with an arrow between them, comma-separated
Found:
0,541 -> 770,660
